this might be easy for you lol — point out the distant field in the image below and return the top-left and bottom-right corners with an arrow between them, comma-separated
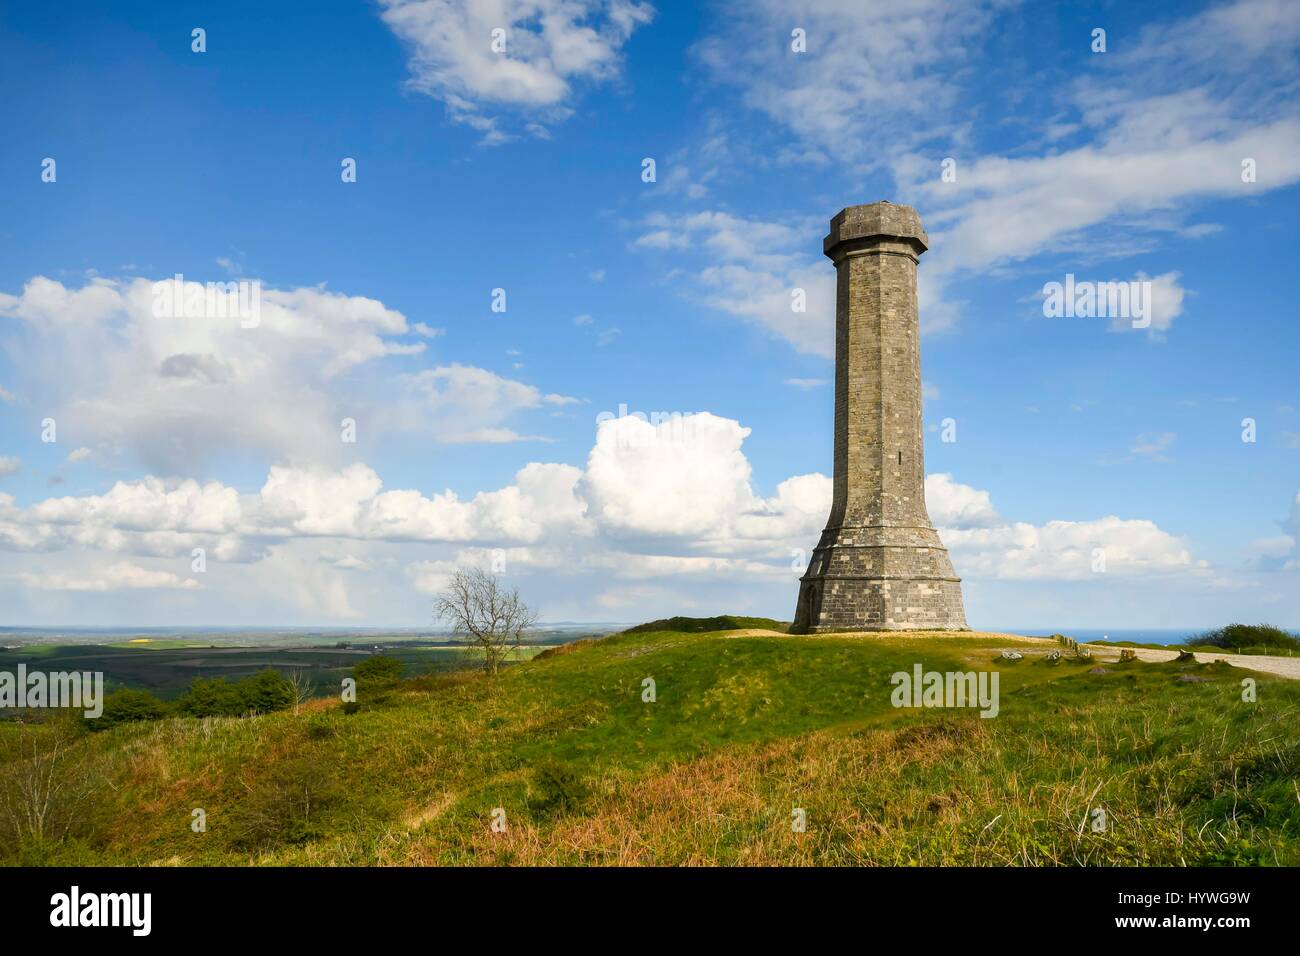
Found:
104,639 -> 210,650
407,645 -> 550,660
0,624 -> 613,650
0,641 -> 562,700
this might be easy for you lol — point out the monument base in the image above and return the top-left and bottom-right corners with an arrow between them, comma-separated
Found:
793,576 -> 969,632
791,524 -> 969,633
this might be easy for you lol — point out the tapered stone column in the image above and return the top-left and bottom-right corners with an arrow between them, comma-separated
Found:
792,202 -> 968,632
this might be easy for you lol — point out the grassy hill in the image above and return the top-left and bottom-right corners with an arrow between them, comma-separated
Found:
2,622 -> 1297,866
622,615 -> 789,634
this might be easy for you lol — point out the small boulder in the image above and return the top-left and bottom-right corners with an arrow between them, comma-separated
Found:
1045,650 -> 1062,663
998,650 -> 1023,661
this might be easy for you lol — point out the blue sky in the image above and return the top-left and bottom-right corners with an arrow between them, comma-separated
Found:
1,0 -> 1298,629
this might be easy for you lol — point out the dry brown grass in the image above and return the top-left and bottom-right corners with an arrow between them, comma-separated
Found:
387,718 -> 1001,866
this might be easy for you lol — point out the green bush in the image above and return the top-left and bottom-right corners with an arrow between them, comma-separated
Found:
237,668 -> 294,714
528,760 -> 591,819
226,757 -> 341,850
305,713 -> 340,739
174,669 -> 295,718
86,688 -> 168,731
175,677 -> 245,717
354,654 -> 403,686
1194,623 -> 1299,652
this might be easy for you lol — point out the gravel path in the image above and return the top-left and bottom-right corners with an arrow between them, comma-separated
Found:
1085,644 -> 1300,680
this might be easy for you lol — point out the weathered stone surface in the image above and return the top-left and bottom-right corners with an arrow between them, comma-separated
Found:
792,201 -> 968,633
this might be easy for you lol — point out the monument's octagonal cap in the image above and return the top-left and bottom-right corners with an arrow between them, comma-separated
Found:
824,201 -> 929,259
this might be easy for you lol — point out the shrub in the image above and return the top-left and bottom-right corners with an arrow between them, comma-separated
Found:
237,668 -> 294,714
354,655 -> 403,686
226,757 -> 341,850
175,677 -> 245,717
86,688 -> 168,731
0,726 -> 100,853
1193,623 -> 1299,653
305,713 -> 339,739
174,669 -> 295,718
528,760 -> 591,819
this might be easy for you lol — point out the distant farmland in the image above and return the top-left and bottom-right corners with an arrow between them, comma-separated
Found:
0,640 -> 566,701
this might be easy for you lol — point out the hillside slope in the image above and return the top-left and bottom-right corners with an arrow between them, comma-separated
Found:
3,626 -> 1297,866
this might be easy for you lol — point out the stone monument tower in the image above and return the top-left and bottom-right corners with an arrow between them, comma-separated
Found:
792,202 -> 968,632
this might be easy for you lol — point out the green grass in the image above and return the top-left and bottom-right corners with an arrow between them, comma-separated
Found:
4,644 -> 64,656
1,625 -> 1296,866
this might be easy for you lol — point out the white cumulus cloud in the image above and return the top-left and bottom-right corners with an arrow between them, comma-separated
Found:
378,0 -> 654,144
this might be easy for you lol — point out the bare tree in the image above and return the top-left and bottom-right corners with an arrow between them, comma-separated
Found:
434,568 -> 538,675
285,668 -> 314,715
0,726 -> 97,846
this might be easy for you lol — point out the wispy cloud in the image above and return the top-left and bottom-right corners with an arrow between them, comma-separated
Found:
378,0 -> 655,144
